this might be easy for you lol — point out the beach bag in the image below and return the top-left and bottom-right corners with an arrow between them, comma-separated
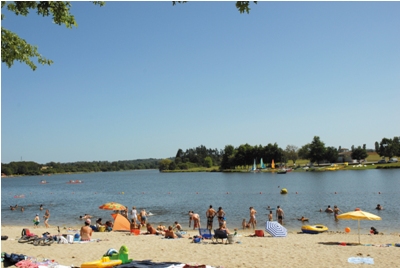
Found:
67,235 -> 74,243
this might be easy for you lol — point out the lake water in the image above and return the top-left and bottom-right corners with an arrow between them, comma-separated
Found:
2,169 -> 399,233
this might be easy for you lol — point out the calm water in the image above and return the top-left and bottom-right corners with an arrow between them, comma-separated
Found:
2,169 -> 400,233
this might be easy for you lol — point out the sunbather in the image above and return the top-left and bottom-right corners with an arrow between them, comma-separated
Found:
144,223 -> 160,235
164,226 -> 177,239
80,219 -> 93,241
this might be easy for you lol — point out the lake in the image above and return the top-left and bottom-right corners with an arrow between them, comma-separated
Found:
2,169 -> 399,233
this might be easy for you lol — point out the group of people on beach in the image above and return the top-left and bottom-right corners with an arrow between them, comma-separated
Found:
31,204 -> 50,228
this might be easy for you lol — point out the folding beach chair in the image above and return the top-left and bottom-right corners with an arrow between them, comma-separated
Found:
198,228 -> 212,240
212,229 -> 228,244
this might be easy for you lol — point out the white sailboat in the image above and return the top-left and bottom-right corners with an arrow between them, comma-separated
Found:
251,159 -> 257,171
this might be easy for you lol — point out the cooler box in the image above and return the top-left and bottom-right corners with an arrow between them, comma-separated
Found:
255,230 -> 264,237
130,229 -> 140,236
81,257 -> 122,268
98,226 -> 106,232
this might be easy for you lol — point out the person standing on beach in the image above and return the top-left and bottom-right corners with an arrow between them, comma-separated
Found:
44,209 -> 50,228
188,211 -> 193,228
192,212 -> 201,230
333,205 -> 341,221
33,214 -> 40,228
131,206 -> 137,224
206,205 -> 216,230
268,210 -> 273,221
140,209 -> 148,226
276,206 -> 284,225
248,207 -> 257,229
217,207 -> 226,227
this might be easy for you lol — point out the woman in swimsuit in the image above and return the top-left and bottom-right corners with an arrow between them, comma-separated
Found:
217,207 -> 226,227
44,209 -> 50,228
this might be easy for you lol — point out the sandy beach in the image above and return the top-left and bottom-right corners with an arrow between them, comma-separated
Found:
1,225 -> 400,268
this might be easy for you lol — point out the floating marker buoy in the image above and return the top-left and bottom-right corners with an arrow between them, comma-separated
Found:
280,188 -> 288,194
345,227 -> 351,233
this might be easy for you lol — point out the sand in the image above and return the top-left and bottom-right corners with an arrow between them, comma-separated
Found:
1,225 -> 400,268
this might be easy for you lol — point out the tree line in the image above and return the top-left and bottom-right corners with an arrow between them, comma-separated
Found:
1,159 -> 160,176
159,136 -> 400,171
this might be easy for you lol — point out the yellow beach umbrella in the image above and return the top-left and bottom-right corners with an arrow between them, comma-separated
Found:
337,210 -> 381,244
271,159 -> 275,169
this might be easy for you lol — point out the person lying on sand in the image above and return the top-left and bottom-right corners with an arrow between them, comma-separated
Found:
144,223 -> 161,235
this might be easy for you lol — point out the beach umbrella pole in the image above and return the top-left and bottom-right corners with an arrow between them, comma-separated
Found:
358,219 -> 360,244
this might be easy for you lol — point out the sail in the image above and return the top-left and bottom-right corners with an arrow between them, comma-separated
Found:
260,158 -> 266,169
271,159 -> 275,169
252,159 -> 257,171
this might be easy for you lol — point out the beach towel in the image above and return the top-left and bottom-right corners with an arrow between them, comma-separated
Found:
348,257 -> 374,264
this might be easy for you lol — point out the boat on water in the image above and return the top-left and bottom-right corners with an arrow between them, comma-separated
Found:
260,158 -> 266,169
67,180 -> 83,184
277,169 -> 287,174
40,180 -> 48,184
250,159 -> 259,172
301,225 -> 328,234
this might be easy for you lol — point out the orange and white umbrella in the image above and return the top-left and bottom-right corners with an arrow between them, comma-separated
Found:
99,202 -> 126,211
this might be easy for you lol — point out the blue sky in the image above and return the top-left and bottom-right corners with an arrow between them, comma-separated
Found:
1,1 -> 399,164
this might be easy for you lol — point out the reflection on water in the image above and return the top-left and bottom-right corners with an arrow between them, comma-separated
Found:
2,169 -> 399,233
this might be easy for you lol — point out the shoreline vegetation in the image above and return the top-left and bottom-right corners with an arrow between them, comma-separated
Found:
2,154 -> 400,178
2,135 -> 400,176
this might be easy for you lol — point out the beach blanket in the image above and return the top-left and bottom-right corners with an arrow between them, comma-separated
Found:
115,261 -> 214,268
348,257 -> 374,264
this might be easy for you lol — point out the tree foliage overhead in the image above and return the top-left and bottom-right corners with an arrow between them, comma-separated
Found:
172,1 -> 257,14
1,1 -> 104,70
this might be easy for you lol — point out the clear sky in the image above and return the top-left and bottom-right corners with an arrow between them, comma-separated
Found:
1,1 -> 399,164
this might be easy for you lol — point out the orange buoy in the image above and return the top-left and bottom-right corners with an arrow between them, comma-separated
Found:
355,208 -> 361,211
345,227 -> 351,233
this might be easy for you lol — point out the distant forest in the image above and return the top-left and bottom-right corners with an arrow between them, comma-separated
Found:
1,159 -> 161,176
2,136 -> 398,176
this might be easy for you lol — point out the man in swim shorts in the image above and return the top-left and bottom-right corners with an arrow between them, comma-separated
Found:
248,207 -> 257,229
33,214 -> 40,228
206,205 -> 216,230
276,206 -> 284,225
140,209 -> 148,225
80,219 -> 93,241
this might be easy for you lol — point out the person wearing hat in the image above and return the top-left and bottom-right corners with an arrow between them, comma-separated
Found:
80,219 -> 93,241
33,214 -> 40,228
